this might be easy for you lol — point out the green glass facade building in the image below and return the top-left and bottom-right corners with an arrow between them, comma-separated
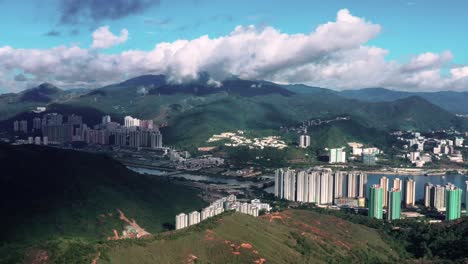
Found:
446,187 -> 462,221
387,188 -> 401,221
369,185 -> 383,219
466,181 -> 468,216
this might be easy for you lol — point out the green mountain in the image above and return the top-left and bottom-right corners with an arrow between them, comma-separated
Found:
1,76 -> 466,148
339,87 -> 468,114
0,83 -> 88,121
0,144 -> 206,257
19,83 -> 62,103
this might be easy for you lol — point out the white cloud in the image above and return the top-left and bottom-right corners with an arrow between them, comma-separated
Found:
0,9 -> 467,92
400,51 -> 453,73
451,67 -> 468,80
91,26 -> 129,49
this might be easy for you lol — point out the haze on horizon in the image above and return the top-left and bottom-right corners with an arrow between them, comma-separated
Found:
1,0 -> 467,93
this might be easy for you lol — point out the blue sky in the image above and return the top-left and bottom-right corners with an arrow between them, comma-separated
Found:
0,0 -> 467,92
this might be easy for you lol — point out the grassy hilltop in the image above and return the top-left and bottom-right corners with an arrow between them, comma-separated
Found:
100,209 -> 398,264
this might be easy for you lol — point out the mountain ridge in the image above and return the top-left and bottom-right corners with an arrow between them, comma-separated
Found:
338,87 -> 468,114
1,75 -> 467,148
0,144 -> 206,243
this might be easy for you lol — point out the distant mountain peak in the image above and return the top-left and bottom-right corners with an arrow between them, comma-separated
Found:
36,83 -> 61,93
19,83 -> 61,102
93,74 -> 294,97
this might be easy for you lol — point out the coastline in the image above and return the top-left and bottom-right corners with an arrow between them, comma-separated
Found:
122,159 -> 467,178
365,170 -> 444,176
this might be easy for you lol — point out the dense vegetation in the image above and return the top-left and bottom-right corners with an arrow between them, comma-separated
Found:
298,205 -> 468,262
0,144 -> 206,263
339,87 -> 468,114
1,75 -> 467,149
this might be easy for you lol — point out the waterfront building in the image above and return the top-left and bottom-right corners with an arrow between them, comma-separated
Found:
393,178 -> 402,191
466,181 -> 468,215
175,213 -> 188,230
296,170 -> 307,202
405,179 -> 416,208
433,185 -> 446,211
307,171 -> 317,203
319,169 -> 334,204
274,169 -> 284,198
347,172 -> 357,198
380,177 -> 389,208
387,188 -> 402,221
274,168 -> 366,205
283,169 -> 296,201
357,173 -> 367,198
387,188 -> 401,221
201,207 -> 211,221
446,185 -> 462,221
424,183 -> 433,207
188,211 -> 201,226
333,171 -> 345,199
369,185 -> 383,219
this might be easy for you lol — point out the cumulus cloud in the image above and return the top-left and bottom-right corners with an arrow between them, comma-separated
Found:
0,9 -> 467,92
451,67 -> 468,80
91,26 -> 128,49
400,51 -> 453,73
60,0 -> 161,24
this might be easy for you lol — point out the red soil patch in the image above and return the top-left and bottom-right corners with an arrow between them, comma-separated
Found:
261,211 -> 292,224
117,209 -> 150,238
107,229 -> 120,240
91,252 -> 100,264
227,241 -> 263,259
186,254 -> 198,263
241,243 -> 253,249
254,258 -> 267,264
